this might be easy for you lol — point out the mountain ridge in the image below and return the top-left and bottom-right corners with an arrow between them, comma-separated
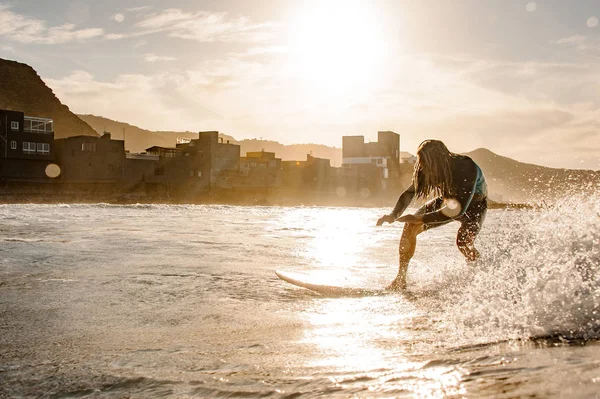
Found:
0,58 -> 97,138
464,147 -> 600,202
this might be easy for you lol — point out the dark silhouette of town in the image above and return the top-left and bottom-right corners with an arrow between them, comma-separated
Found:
0,108 -> 416,206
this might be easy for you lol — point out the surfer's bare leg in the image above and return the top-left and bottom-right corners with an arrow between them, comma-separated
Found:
457,224 -> 480,262
456,200 -> 486,263
388,222 -> 425,290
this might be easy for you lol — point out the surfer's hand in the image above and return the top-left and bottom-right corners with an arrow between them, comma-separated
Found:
376,214 -> 395,226
397,214 -> 423,224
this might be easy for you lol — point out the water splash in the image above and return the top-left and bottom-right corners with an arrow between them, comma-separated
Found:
445,190 -> 600,343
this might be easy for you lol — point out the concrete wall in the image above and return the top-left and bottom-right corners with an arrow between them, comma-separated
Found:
54,134 -> 125,182
342,136 -> 365,158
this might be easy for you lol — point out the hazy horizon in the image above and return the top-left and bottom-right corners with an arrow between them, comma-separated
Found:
1,0 -> 599,169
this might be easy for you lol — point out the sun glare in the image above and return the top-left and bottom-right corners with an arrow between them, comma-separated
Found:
286,1 -> 388,103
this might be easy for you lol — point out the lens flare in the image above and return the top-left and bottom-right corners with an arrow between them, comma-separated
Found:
45,163 -> 61,178
360,188 -> 371,198
441,198 -> 461,217
335,186 -> 347,197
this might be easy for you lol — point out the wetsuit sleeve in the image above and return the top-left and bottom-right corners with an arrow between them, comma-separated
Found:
390,184 -> 416,219
421,161 -> 479,225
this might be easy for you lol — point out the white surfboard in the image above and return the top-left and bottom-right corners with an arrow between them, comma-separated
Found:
275,270 -> 390,297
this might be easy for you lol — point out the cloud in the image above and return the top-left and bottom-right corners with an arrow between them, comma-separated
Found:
233,46 -> 288,58
125,6 -> 153,13
45,69 -> 233,134
555,35 -> 586,46
428,54 -> 600,110
554,34 -> 600,56
134,8 -> 279,43
106,33 -> 125,40
588,16 -> 599,28
144,53 -> 176,62
377,54 -> 600,169
0,3 -> 107,44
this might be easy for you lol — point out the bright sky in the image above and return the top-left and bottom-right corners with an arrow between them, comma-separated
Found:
0,0 -> 599,169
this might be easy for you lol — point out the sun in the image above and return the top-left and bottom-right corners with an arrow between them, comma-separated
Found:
285,1 -> 388,103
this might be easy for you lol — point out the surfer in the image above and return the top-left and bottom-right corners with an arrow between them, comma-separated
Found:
376,140 -> 488,290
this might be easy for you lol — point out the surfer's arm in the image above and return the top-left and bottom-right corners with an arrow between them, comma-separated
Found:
390,184 -> 416,219
421,162 -> 479,225
376,184 -> 415,226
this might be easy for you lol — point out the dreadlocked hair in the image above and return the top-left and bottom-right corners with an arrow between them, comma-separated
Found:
413,140 -> 455,198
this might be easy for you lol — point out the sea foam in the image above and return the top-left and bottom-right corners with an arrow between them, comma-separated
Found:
444,190 -> 600,343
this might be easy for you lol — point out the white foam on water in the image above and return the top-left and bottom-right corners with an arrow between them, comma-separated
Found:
437,191 -> 600,343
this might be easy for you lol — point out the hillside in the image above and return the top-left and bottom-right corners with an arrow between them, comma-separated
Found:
78,114 -> 344,165
466,148 -> 600,203
0,58 -> 97,138
77,114 -> 232,152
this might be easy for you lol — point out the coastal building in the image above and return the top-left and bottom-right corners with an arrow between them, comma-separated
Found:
200,132 -> 240,188
143,146 -> 185,182
0,109 -> 56,181
342,131 -> 400,178
238,150 -> 282,188
54,132 -> 125,182
130,131 -> 240,197
175,131 -> 240,189
341,131 -> 401,192
282,154 -> 332,192
122,152 -> 160,196
400,151 -> 417,164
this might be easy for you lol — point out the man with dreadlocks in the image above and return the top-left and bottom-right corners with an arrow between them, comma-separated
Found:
377,140 -> 488,290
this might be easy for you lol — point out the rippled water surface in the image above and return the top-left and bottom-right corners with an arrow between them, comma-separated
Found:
1,201 -> 599,398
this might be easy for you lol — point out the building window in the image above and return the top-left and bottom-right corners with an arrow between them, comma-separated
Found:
22,142 -> 36,154
81,142 -> 96,152
189,170 -> 194,177
197,171 -> 202,178
37,143 -> 50,153
10,141 -> 16,150
10,121 -> 19,131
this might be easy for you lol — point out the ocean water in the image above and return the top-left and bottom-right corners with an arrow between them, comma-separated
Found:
1,199 -> 599,398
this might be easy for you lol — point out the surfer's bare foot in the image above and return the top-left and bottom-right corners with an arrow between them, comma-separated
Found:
386,278 -> 406,291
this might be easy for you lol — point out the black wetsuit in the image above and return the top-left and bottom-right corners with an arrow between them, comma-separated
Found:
391,155 -> 488,234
